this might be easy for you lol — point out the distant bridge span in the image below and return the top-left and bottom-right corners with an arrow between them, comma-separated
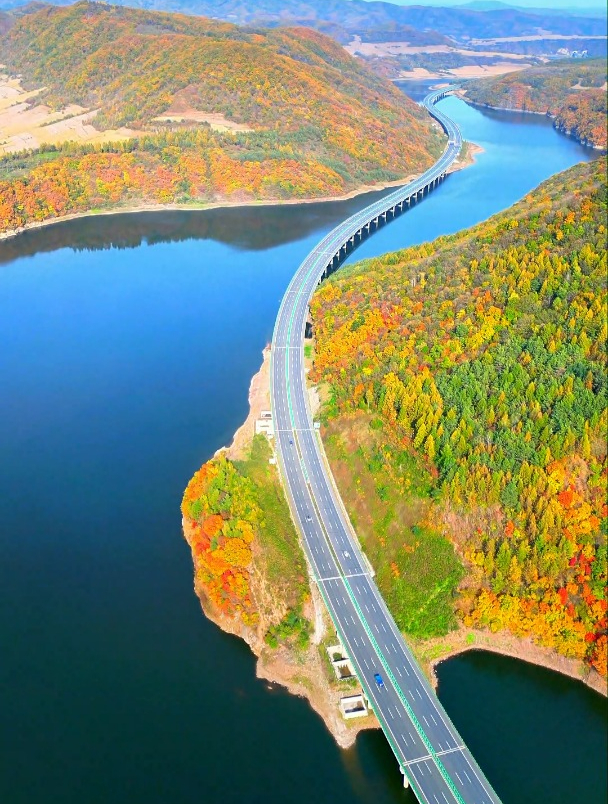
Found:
270,89 -> 503,804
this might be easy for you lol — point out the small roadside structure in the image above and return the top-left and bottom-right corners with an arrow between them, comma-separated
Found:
340,694 -> 368,719
255,416 -> 274,437
326,641 -> 355,680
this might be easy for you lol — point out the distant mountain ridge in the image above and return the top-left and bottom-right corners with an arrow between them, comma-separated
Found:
0,0 -> 605,44
456,1 -> 606,16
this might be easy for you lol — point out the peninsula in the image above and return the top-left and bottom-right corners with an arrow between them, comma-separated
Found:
182,158 -> 606,755
463,58 -> 607,150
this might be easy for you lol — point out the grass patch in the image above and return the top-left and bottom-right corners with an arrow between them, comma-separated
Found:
415,642 -> 452,663
376,525 -> 463,639
323,412 -> 463,640
291,674 -> 313,691
237,435 -> 307,599
236,435 -> 311,645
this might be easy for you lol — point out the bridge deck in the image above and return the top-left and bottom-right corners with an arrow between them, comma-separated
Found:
270,90 -> 502,804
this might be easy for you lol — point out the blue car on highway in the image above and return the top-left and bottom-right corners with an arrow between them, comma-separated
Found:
374,672 -> 385,689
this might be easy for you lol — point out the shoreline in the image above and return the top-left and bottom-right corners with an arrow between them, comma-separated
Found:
0,174 -> 419,243
0,141 -> 480,244
187,347 -> 380,749
189,347 -> 605,752
420,627 -> 606,698
459,92 -> 605,151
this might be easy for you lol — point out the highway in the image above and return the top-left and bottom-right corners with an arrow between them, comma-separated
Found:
270,90 -> 502,804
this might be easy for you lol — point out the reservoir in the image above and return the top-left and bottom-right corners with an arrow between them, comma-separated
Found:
0,95 -> 604,804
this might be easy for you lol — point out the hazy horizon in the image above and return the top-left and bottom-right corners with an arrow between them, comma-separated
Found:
1,0 -> 607,11
362,0 -> 607,11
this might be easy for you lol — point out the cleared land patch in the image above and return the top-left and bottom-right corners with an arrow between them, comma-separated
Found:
0,74 -> 135,155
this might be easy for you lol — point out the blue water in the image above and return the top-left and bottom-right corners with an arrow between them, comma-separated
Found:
435,652 -> 608,804
0,97 -> 603,804
342,94 -> 593,264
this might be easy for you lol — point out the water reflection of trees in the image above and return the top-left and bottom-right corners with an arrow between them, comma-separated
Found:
0,189 -> 396,265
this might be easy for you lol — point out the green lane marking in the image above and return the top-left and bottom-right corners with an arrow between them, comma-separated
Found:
281,91 -> 459,434
342,575 -> 466,804
313,577 -> 424,801
271,89 -> 473,803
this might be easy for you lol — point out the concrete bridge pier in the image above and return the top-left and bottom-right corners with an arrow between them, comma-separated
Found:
400,768 -> 410,789
321,251 -> 342,281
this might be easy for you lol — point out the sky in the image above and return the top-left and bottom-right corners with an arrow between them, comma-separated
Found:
364,0 -> 608,10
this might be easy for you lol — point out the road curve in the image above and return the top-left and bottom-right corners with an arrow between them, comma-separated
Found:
270,90 -> 503,804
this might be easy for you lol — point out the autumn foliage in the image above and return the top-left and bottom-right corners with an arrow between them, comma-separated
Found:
311,160 -> 607,674
466,58 -> 607,150
0,2 -> 443,234
182,456 -> 259,625
181,437 -> 311,645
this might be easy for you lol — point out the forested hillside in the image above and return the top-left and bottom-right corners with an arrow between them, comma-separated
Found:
1,2 -> 434,131
181,438 -> 311,649
0,2 -> 442,234
310,160 -> 607,676
465,60 -> 607,149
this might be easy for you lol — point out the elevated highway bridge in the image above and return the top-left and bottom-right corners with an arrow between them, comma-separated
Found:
270,89 -> 502,804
